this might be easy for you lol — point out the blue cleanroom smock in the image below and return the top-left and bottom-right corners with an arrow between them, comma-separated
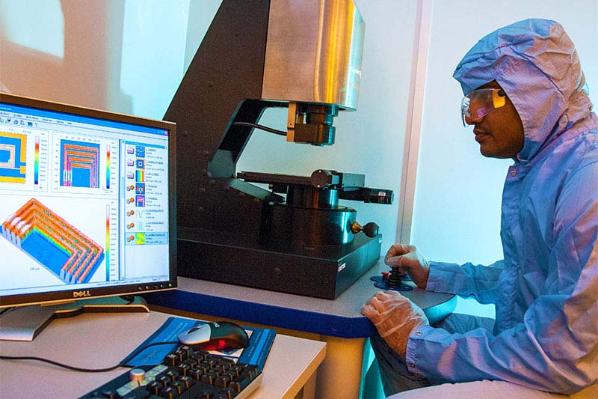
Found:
407,19 -> 598,394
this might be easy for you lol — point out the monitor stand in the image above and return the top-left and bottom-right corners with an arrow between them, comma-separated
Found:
0,296 -> 149,342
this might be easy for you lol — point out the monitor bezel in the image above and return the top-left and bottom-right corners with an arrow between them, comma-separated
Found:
0,92 -> 177,308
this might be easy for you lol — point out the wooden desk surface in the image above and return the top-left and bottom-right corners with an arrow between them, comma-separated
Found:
0,311 -> 326,399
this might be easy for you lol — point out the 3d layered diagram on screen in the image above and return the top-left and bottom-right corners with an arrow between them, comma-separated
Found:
1,198 -> 104,284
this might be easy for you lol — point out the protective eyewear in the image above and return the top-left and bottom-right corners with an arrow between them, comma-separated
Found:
461,88 -> 506,126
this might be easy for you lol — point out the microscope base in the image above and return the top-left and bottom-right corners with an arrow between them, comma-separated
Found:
177,229 -> 382,299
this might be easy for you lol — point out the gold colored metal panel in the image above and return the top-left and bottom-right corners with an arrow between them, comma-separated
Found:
262,0 -> 364,110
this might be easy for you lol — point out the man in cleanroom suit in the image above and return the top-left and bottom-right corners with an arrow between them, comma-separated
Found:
363,19 -> 598,396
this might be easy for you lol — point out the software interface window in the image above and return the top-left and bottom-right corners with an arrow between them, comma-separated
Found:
0,102 -> 170,297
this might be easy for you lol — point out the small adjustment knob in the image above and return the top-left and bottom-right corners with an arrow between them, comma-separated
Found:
351,222 -> 379,238
129,368 -> 146,384
363,222 -> 379,237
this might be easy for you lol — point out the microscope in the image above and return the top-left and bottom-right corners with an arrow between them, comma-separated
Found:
165,0 -> 394,299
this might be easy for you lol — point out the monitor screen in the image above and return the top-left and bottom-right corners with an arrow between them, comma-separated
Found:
0,93 -> 176,307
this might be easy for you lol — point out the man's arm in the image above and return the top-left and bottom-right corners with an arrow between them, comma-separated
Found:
406,161 -> 598,394
426,259 -> 504,304
385,245 -> 504,303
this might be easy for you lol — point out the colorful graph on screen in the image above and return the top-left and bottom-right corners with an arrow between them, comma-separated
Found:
60,140 -> 100,188
1,198 -> 105,284
0,132 -> 27,184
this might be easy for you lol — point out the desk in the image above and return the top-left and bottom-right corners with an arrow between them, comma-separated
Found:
144,259 -> 457,399
0,311 -> 326,399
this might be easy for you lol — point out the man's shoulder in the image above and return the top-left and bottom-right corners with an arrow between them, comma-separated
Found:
555,127 -> 598,188
569,127 -> 598,165
525,126 -> 597,192
547,125 -> 598,165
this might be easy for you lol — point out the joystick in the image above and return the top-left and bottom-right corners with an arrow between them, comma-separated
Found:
370,265 -> 413,291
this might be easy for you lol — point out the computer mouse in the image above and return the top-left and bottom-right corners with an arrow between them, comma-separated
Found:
178,321 -> 249,351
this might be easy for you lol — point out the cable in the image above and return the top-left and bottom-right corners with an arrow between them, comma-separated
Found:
0,340 -> 177,373
0,355 -> 124,373
232,121 -> 287,136
0,340 -> 241,372
0,307 -> 15,315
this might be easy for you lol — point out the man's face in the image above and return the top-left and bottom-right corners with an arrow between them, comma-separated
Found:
467,81 -> 525,159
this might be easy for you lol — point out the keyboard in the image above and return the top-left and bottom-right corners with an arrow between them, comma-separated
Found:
81,345 -> 262,399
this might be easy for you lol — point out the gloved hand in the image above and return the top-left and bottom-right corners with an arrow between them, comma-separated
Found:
362,290 -> 429,358
385,244 -> 430,289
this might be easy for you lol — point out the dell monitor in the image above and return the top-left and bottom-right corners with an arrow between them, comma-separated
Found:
0,93 -> 176,340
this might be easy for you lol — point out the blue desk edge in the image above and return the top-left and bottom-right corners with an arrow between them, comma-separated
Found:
143,290 -> 457,338
143,289 -> 376,338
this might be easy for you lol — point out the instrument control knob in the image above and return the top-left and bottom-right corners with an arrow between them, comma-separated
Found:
129,368 -> 146,384
351,222 -> 379,238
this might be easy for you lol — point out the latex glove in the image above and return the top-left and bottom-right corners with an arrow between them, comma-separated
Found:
362,290 -> 429,358
385,244 -> 430,289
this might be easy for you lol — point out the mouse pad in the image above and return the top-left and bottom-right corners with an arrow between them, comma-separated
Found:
121,317 -> 276,369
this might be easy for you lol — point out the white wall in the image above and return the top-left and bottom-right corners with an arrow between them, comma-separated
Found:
411,0 -> 598,316
0,0 -> 214,117
0,0 -> 129,111
119,0 -> 191,118
0,0 -> 64,58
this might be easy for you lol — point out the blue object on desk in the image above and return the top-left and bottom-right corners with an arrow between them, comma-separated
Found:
121,317 -> 275,369
144,290 -> 378,338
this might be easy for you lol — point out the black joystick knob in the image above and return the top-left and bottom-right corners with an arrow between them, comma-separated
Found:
387,267 -> 402,288
351,221 -> 379,238
362,222 -> 379,237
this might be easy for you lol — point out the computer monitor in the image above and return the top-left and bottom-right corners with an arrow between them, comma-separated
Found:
0,93 -> 176,340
